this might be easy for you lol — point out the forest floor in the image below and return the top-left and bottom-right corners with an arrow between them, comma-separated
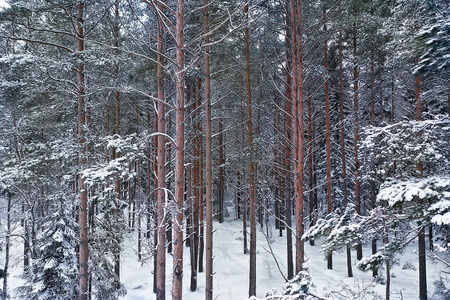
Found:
119,216 -> 448,300
4,215 -> 449,299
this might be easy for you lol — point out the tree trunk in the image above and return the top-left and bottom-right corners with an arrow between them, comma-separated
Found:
292,0 -> 305,273
307,94 -> 315,248
204,1 -> 214,298
172,2 -> 186,298
155,1 -> 166,297
283,20 -> 294,276
77,2 -> 89,299
353,22 -> 363,261
218,104 -> 225,224
190,83 -> 200,291
2,193 -> 11,300
416,56 -> 427,300
198,77 -> 205,274
385,232 -> 390,300
244,3 -> 257,296
324,21 -> 332,270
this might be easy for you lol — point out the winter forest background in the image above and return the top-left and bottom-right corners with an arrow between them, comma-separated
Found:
0,0 -> 449,299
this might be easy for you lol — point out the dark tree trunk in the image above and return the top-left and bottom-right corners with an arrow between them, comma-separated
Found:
190,83 -> 200,291
283,18 -> 294,275
324,21 -> 333,270
77,2 -> 89,299
204,1 -> 214,298
244,3 -> 257,296
416,56 -> 427,300
2,193 -> 11,300
353,22 -> 363,261
218,103 -> 225,224
339,8 -> 352,277
198,77 -> 205,275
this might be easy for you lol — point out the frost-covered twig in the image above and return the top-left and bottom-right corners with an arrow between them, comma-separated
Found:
260,227 -> 288,282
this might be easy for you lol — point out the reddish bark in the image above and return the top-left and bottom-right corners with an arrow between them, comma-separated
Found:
291,0 -> 305,273
172,1 -> 185,298
155,1 -> 166,297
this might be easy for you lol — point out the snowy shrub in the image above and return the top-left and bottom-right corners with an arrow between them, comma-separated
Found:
402,261 -> 416,271
432,277 -> 450,300
282,269 -> 311,298
303,204 -> 363,256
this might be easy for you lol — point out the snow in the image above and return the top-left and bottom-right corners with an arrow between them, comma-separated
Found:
117,218 -> 447,300
4,214 -> 449,299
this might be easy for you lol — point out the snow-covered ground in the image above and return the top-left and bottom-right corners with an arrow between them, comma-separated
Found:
119,218 -> 447,299
4,216 -> 448,299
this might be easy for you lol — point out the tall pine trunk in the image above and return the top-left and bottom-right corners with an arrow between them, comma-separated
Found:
415,56 -> 427,300
338,11 -> 353,276
172,1 -> 185,298
155,2 -> 166,297
77,2 -> 88,299
244,2 -> 257,296
353,22 -> 363,261
324,21 -> 332,270
291,0 -> 305,273
204,1 -> 214,298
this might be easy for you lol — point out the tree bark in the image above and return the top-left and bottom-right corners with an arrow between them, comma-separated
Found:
291,0 -> 306,274
77,2 -> 88,299
324,21 -> 332,270
198,77 -> 205,274
113,0 -> 121,282
155,1 -> 166,297
204,1 -> 213,298
190,83 -> 200,291
2,193 -> 11,300
172,2 -> 186,298
244,3 -> 257,296
283,24 -> 293,276
353,22 -> 363,261
416,56 -> 427,300
218,103 -> 225,224
307,94 -> 315,248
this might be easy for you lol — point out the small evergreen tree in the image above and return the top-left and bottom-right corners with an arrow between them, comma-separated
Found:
15,199 -> 78,299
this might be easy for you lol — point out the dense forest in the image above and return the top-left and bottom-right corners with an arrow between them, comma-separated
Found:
0,0 -> 449,299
